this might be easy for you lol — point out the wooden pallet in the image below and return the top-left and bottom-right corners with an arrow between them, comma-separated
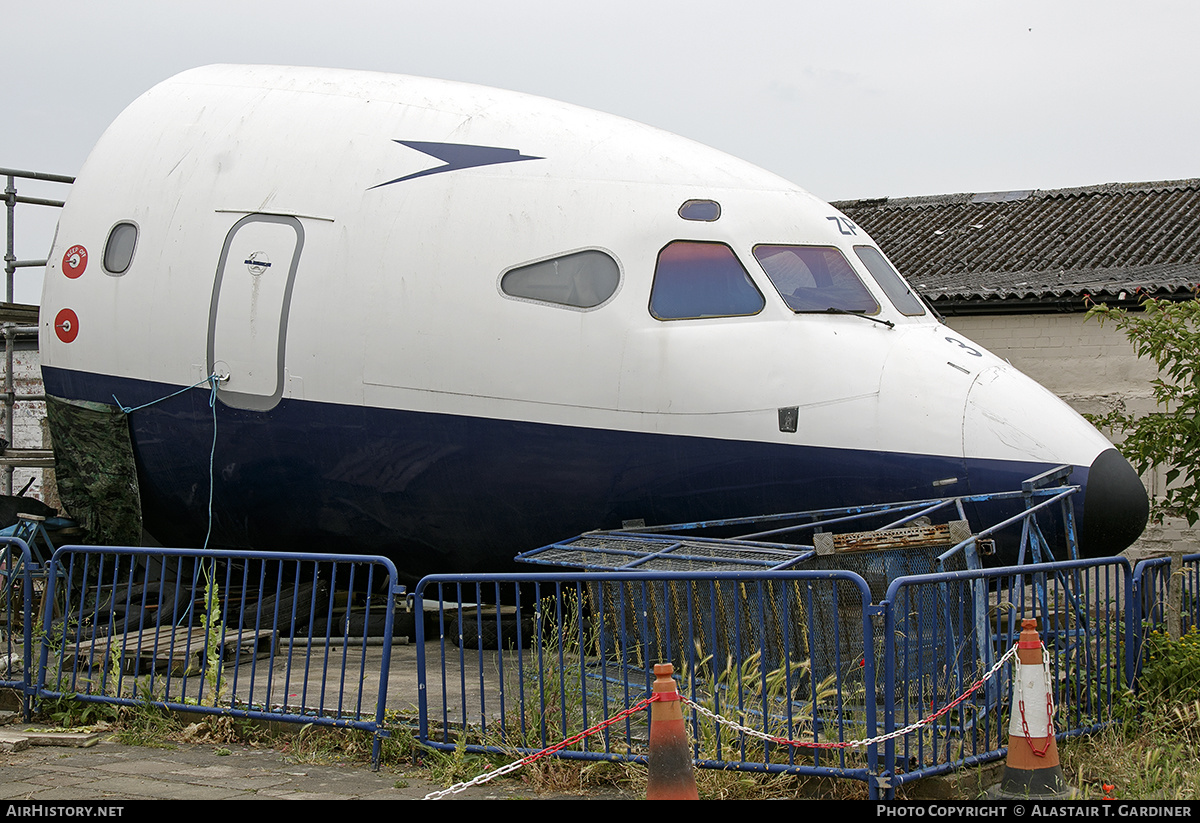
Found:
66,625 -> 277,676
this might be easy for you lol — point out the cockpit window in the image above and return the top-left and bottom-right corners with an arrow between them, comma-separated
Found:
853,246 -> 926,316
649,241 -> 764,320
501,249 -> 620,309
752,245 -> 879,314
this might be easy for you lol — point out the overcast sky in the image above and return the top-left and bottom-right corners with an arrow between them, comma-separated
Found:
4,1 -> 1198,303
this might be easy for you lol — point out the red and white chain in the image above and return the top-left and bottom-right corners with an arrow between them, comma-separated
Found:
681,641 -> 1020,751
1017,645 -> 1055,755
423,695 -> 659,800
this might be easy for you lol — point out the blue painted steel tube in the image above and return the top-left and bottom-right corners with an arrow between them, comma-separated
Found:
0,537 -> 36,718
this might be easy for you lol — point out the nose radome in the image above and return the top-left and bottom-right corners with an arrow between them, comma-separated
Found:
960,364 -> 1148,557
1078,448 -> 1150,557
962,365 -> 1114,468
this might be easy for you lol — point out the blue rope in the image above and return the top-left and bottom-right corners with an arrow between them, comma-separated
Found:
112,374 -> 218,415
112,373 -> 224,553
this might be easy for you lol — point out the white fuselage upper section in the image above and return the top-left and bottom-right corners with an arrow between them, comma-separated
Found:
40,65 -> 1112,471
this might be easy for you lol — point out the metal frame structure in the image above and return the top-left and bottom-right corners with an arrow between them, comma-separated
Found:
1,166 -> 72,495
517,468 -> 1082,576
415,473 -> 1134,798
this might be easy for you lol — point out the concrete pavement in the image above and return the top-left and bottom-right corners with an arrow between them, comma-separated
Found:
0,724 -> 631,801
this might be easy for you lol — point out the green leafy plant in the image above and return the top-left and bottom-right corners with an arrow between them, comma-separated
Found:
1085,295 -> 1200,524
1130,626 -> 1200,706
112,704 -> 180,747
424,733 -> 497,786
106,641 -> 124,696
42,693 -> 117,728
191,562 -> 227,707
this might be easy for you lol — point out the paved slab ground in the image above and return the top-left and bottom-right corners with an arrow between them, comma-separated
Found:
0,725 -> 634,801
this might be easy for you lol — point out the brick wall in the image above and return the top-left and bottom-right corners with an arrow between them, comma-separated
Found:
0,344 -> 56,511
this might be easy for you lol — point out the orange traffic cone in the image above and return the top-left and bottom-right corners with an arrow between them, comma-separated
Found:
646,663 -> 699,800
996,619 -> 1075,799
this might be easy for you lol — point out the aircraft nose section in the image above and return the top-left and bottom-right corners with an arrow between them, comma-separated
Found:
1078,448 -> 1149,557
959,363 -> 1148,558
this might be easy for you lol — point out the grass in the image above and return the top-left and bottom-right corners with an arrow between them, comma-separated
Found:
1055,626 -> 1200,801
1058,698 -> 1200,800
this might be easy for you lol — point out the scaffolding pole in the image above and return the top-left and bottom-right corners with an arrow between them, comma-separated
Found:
2,167 -> 73,494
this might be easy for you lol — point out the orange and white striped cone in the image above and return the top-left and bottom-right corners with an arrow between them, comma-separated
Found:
646,663 -> 699,800
996,619 -> 1075,799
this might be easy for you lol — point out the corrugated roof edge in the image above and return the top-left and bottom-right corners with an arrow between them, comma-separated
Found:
922,263 -> 1200,315
832,178 -> 1200,211
916,261 -> 1200,292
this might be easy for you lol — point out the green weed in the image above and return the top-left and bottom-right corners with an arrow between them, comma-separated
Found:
41,694 -> 117,729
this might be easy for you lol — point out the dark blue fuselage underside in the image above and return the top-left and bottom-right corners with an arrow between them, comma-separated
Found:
43,366 -> 1084,582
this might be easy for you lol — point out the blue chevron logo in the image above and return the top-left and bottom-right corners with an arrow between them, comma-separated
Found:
371,141 -> 543,188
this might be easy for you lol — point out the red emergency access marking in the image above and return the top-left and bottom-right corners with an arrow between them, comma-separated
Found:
54,308 -> 79,343
62,245 -> 88,278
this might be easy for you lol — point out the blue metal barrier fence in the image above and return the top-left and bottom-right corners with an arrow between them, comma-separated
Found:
414,570 -> 882,789
36,545 -> 403,766
1,538 -> 1193,796
879,557 -> 1134,792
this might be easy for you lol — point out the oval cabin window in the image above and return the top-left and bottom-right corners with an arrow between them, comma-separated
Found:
103,222 -> 139,275
678,199 -> 721,222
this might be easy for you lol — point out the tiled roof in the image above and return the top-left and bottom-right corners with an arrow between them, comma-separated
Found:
832,180 -> 1200,312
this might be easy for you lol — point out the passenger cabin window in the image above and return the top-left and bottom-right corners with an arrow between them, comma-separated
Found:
752,245 -> 878,314
649,241 -> 764,320
103,221 -> 138,275
853,246 -> 926,316
500,250 -> 620,309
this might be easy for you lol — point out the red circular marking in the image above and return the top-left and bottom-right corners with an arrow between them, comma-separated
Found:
62,245 -> 88,279
54,308 -> 79,344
